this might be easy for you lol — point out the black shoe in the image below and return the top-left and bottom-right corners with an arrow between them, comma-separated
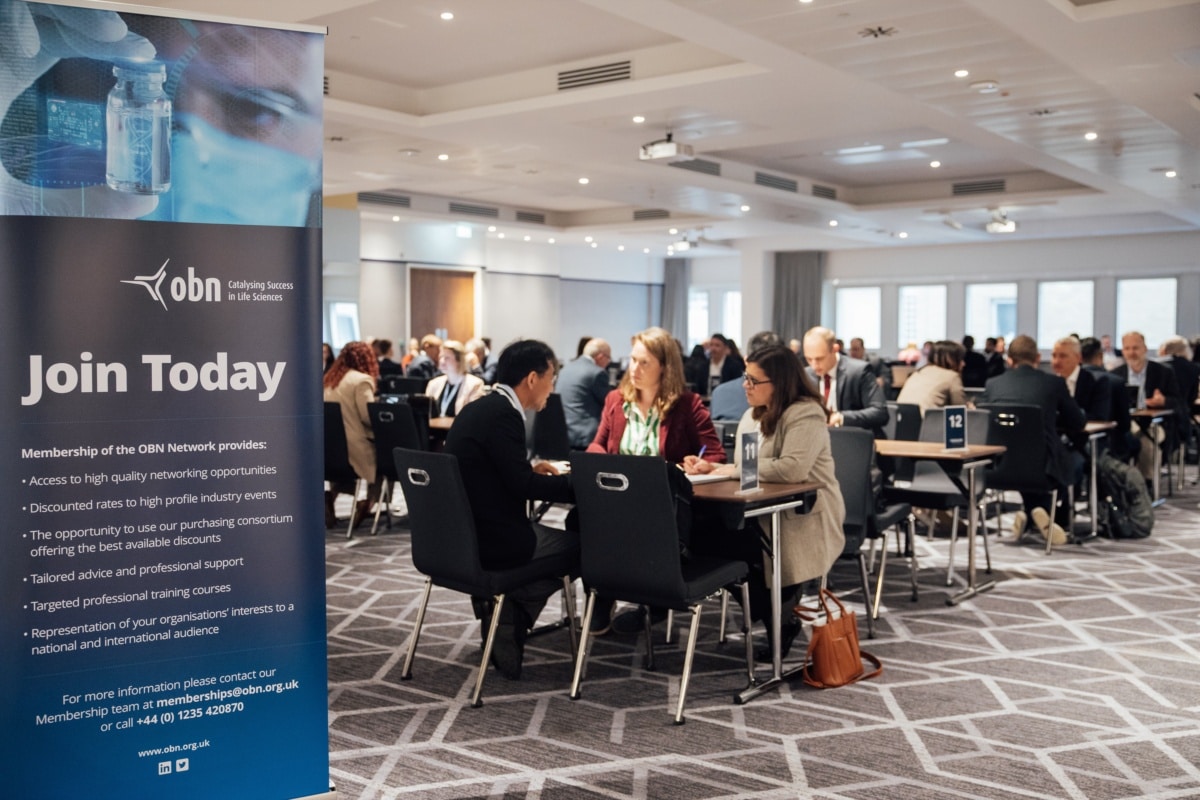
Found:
610,605 -> 668,635
488,624 -> 523,680
755,618 -> 802,663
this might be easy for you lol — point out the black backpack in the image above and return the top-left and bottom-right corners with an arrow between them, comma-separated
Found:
1096,453 -> 1153,539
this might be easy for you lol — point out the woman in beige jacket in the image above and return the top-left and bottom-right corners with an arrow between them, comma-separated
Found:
686,344 -> 845,659
323,341 -> 380,528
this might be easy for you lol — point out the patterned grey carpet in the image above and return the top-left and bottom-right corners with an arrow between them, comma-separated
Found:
325,479 -> 1200,800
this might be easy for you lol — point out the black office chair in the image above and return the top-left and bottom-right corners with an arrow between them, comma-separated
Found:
393,448 -> 579,708
366,401 -> 425,535
829,427 -> 917,639
713,419 -> 739,463
567,452 -> 754,725
884,402 -> 922,442
324,402 -> 366,534
884,407 -> 991,586
378,374 -> 429,397
532,393 -> 571,460
977,403 -> 1073,555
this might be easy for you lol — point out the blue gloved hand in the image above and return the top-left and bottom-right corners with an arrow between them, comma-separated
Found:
0,0 -> 159,217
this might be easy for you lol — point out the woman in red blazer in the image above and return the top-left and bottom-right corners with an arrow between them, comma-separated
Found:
587,326 -> 724,464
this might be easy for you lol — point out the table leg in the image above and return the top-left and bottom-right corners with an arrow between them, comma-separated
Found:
1088,433 -> 1102,539
948,461 -> 996,605
1150,420 -> 1165,507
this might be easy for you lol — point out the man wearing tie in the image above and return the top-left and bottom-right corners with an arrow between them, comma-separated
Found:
802,326 -> 888,437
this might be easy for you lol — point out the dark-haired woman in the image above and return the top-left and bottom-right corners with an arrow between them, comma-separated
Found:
897,339 -> 969,416
686,344 -> 845,659
323,341 -> 381,529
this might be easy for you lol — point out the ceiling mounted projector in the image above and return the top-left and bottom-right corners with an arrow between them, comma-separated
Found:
639,132 -> 694,162
985,211 -> 1017,234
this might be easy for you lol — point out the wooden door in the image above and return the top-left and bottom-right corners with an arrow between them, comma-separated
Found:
409,267 -> 475,343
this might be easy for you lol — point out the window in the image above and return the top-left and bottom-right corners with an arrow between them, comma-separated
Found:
1037,280 -> 1093,345
897,284 -> 946,348
327,302 -> 360,350
722,291 -> 742,350
834,286 -> 880,350
965,282 -> 1017,343
1116,278 -> 1176,350
687,288 -> 710,350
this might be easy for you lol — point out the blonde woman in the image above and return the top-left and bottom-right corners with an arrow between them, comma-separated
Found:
424,339 -> 485,417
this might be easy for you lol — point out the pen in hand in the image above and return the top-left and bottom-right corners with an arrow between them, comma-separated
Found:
697,445 -> 707,460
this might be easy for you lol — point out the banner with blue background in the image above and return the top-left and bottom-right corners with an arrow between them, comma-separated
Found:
0,3 -> 329,798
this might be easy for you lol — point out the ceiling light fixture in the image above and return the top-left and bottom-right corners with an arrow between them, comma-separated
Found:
930,160 -> 941,168
487,225 -> 496,232
497,232 -> 505,239
985,210 -> 1017,234
897,231 -> 909,239
969,80 -> 1000,94
828,220 -> 839,227
632,115 -> 645,124
548,238 -> 556,244
837,144 -> 884,155
1084,131 -> 1098,141
643,248 -> 650,254
578,177 -> 589,185
392,216 -> 400,222
437,153 -> 449,161
1165,170 -> 1178,178
440,11 -> 454,21
618,245 -> 625,251
523,235 -> 531,241
740,204 -> 751,212
590,242 -> 598,248
584,236 -> 593,242
954,69 -> 969,78
901,137 -> 949,149
668,228 -> 678,235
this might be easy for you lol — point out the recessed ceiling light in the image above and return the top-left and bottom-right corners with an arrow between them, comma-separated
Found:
668,228 -> 678,235
897,231 -> 909,239
497,232 -> 505,239
392,215 -> 400,222
954,69 -> 970,78
548,238 -> 556,244
740,204 -> 751,212
667,246 -> 675,254
930,160 -> 941,168
1165,170 -> 1178,178
523,235 -> 531,241
799,0 -> 814,4
901,137 -> 949,149
632,115 -> 645,124
487,225 -> 496,232
440,11 -> 454,21
1084,131 -> 1098,141
837,144 -> 884,155
618,245 -> 625,251
584,236 -> 593,242
437,153 -> 449,161
969,80 -> 1000,94
578,177 -> 589,185
828,220 -> 839,227
590,242 -> 598,248
643,248 -> 650,254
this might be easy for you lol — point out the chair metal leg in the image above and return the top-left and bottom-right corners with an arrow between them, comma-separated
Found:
718,589 -> 729,644
472,594 -> 505,708
980,498 -> 992,574
945,506 -> 961,586
370,478 -> 390,535
674,604 -> 703,725
569,590 -> 596,700
866,538 -> 879,573
739,581 -> 754,686
857,553 -> 874,639
906,514 -> 919,601
643,605 -> 656,671
345,478 -> 366,540
664,609 -> 674,644
872,535 -> 889,622
400,576 -> 432,680
1044,489 -> 1058,556
562,576 -> 579,659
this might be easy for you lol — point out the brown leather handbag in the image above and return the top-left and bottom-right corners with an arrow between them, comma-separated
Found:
796,589 -> 882,689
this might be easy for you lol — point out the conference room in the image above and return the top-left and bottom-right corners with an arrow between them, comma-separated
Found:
72,0 -> 1190,796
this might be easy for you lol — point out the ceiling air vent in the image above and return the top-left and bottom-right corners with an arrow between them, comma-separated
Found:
558,60 -> 632,91
448,202 -> 499,218
756,171 -> 798,193
952,179 -> 1006,196
633,209 -> 670,221
515,211 -> 546,225
357,191 -> 410,208
812,184 -> 837,201
669,158 -> 721,177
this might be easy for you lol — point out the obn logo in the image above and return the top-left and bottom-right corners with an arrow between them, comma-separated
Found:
123,259 -> 220,310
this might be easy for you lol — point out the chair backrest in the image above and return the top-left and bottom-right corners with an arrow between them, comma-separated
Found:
378,374 -> 429,397
975,403 -> 1051,492
829,427 -> 874,552
569,453 -> 686,603
885,402 -> 922,441
532,393 -> 571,460
369,402 -> 424,481
392,448 -> 488,594
713,419 -> 739,463
920,408 -> 991,447
324,402 -> 358,485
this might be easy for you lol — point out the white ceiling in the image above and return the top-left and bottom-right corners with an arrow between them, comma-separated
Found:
136,0 -> 1200,254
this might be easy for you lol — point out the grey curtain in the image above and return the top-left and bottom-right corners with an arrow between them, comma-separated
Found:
772,251 -> 824,341
660,257 -> 690,343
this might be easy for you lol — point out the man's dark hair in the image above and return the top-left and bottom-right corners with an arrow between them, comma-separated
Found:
962,335 -> 975,350
747,330 -> 782,354
1080,336 -> 1102,363
495,339 -> 556,387
985,337 -> 997,348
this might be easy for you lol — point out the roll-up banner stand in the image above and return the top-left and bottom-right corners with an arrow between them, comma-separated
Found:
0,2 -> 332,797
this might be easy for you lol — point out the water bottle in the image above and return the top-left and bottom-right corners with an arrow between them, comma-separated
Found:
106,59 -> 171,195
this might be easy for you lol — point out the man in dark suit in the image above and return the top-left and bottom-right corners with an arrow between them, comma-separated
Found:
556,338 -> 612,449
405,334 -> 442,380
1160,336 -> 1199,442
848,337 -> 893,395
1051,336 -> 1105,421
802,326 -> 888,436
980,334 -> 1085,543
1080,337 -> 1136,459
1111,331 -> 1182,481
961,335 -> 990,389
443,339 -> 577,679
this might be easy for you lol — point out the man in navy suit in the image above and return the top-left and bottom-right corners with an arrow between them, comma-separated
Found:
1111,331 -> 1182,481
980,334 -> 1085,543
802,326 -> 888,436
444,339 -> 577,679
556,338 -> 612,449
1080,337 -> 1136,459
1051,336 -> 1105,421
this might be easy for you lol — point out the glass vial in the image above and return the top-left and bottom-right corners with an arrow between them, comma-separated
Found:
106,59 -> 171,195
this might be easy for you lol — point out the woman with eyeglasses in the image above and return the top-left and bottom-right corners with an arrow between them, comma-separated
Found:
685,344 -> 845,660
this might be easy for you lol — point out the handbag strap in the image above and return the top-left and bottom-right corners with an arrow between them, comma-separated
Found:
802,649 -> 883,689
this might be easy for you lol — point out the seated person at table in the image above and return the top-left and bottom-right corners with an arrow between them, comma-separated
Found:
424,339 -> 485,418
405,334 -> 442,380
444,339 -> 577,679
1080,336 -> 1135,459
980,334 -> 1085,543
1111,330 -> 1182,482
686,345 -> 845,661
802,326 -> 888,435
710,330 -> 783,421
897,339 -> 969,416
323,341 -> 381,529
556,337 -> 613,449
587,326 -> 724,633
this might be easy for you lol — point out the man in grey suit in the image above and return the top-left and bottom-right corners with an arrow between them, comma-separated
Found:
555,338 -> 612,449
802,326 -> 888,436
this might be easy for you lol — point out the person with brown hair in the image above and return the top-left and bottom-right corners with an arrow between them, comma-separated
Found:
686,344 -> 845,660
897,339 -> 969,416
323,341 -> 382,529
